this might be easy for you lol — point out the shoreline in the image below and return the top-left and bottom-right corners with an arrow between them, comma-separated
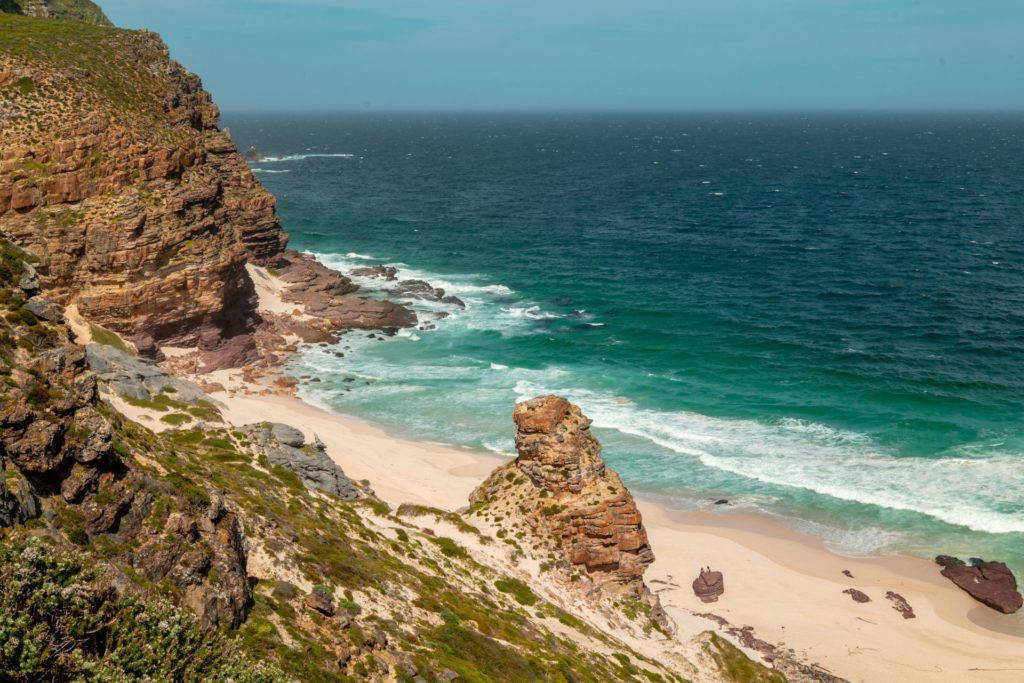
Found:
188,261 -> 1024,680
205,383 -> 1024,682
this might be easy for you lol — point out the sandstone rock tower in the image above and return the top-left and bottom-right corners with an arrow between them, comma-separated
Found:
472,396 -> 664,622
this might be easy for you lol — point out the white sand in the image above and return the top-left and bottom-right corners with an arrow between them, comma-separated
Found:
207,388 -> 1024,682
206,260 -> 1024,680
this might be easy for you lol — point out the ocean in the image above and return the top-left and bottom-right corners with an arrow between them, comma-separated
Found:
226,112 -> 1024,572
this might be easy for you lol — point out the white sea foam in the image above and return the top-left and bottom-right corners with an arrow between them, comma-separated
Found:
501,306 -> 559,320
345,252 -> 378,260
260,153 -> 355,162
490,363 -> 509,370
510,380 -> 1024,535
250,168 -> 291,174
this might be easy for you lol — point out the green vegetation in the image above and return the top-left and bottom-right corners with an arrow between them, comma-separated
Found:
88,322 -> 130,352
0,0 -> 111,24
0,12 -> 193,141
160,411 -> 192,426
704,633 -> 787,683
494,577 -> 540,606
0,539 -> 289,681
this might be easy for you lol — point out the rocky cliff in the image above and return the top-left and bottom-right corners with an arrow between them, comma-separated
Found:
0,240 -> 251,630
470,396 -> 667,626
0,14 -> 288,365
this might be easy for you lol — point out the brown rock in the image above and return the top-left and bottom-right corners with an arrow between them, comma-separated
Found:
843,588 -> 871,603
305,586 -> 336,616
885,591 -> 915,619
693,568 -> 725,603
0,32 -> 287,367
935,556 -> 1022,614
471,396 -> 667,631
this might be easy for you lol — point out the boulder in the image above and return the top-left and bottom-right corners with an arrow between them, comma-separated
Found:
270,423 -> 305,448
246,424 -> 359,500
305,586 -> 335,616
17,262 -> 39,294
935,555 -> 1022,614
85,343 -> 211,404
692,568 -> 725,603
24,297 -> 64,322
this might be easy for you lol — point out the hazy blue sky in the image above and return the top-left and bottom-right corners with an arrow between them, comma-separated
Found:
101,0 -> 1023,111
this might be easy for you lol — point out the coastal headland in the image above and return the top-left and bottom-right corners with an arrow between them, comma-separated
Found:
0,4 -> 1021,681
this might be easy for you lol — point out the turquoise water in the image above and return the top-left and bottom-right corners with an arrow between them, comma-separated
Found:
228,112 -> 1024,571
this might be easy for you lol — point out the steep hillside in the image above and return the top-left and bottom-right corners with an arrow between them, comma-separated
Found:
0,12 -> 285,362
0,237 -> 755,682
0,0 -> 110,24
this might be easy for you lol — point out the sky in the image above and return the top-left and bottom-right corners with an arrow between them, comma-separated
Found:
100,0 -> 1024,111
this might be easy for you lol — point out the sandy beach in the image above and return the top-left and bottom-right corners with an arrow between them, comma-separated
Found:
204,384 -> 1024,683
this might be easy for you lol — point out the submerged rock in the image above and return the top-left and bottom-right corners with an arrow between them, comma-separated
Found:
351,265 -> 398,281
935,555 -> 1022,614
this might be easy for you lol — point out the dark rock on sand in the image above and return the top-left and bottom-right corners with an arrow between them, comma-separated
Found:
693,567 -> 725,603
713,499 -> 728,505
935,556 -> 1022,614
843,588 -> 871,603
885,591 -> 915,619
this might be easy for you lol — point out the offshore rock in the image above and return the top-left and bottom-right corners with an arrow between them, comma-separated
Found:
472,396 -> 665,627
936,556 -> 1022,614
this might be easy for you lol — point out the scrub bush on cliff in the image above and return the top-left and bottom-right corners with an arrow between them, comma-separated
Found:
0,539 -> 292,682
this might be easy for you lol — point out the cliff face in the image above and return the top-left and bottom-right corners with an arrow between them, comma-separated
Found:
0,240 -> 251,630
0,14 -> 287,360
471,396 -> 663,613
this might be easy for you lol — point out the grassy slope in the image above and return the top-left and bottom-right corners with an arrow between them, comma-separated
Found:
0,0 -> 111,25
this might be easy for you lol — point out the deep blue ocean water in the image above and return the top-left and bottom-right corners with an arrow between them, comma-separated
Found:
226,112 -> 1024,570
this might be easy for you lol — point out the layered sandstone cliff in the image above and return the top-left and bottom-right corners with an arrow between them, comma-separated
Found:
0,18 -> 286,362
471,395 -> 667,627
0,14 -> 416,369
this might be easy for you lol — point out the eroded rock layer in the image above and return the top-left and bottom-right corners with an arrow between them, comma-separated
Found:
0,19 -> 287,359
472,395 -> 657,596
0,241 -> 250,628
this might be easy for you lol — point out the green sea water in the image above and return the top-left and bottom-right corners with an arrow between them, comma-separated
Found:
227,112 -> 1024,579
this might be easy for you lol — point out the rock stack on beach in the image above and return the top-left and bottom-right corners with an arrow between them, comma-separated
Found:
470,395 -> 669,628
